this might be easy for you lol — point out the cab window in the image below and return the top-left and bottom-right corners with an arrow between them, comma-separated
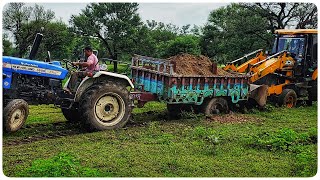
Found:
272,37 -> 305,56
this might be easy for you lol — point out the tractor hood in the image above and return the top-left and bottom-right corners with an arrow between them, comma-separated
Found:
2,56 -> 68,80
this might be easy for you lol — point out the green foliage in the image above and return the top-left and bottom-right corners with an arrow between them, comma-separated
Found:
70,3 -> 142,60
3,3 -> 55,57
2,34 -> 16,56
242,3 -> 317,30
295,147 -> 317,177
246,127 -> 317,177
37,21 -> 74,60
106,63 -> 131,74
201,3 -> 272,64
247,128 -> 316,151
191,126 -> 219,155
160,35 -> 201,58
192,126 -> 215,138
16,152 -> 107,177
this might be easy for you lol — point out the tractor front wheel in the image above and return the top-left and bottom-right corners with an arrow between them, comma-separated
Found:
278,89 -> 297,108
3,99 -> 29,132
79,82 -> 132,131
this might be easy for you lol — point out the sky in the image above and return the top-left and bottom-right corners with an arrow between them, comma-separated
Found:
22,3 -> 228,27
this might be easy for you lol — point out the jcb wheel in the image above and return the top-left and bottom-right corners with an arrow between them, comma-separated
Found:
79,82 -> 132,131
202,97 -> 229,116
3,99 -> 29,132
278,89 -> 297,108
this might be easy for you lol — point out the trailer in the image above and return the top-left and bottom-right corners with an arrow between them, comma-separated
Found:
130,55 -> 252,116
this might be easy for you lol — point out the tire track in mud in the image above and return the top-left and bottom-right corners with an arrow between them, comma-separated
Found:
3,111 -> 163,146
3,130 -> 83,146
21,121 -> 69,130
3,122 -> 85,146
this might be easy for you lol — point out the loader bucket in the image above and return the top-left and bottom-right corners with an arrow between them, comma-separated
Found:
249,84 -> 268,107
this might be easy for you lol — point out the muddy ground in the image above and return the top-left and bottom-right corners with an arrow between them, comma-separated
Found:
207,112 -> 263,124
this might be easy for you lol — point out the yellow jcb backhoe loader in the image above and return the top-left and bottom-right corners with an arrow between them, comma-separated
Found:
224,29 -> 318,108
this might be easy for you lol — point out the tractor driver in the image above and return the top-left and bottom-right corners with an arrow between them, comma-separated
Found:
66,47 -> 100,93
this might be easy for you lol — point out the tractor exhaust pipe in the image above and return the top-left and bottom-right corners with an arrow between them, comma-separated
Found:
249,84 -> 268,107
28,33 -> 43,60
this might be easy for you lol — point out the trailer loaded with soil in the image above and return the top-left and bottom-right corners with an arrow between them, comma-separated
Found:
130,53 -> 253,116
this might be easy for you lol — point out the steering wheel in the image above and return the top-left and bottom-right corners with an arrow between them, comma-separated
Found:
62,59 -> 80,72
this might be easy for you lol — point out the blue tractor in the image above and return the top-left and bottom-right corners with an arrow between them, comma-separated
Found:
3,33 -> 134,132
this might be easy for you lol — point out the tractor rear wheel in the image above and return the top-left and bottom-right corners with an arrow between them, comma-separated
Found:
202,97 -> 229,116
278,89 -> 297,108
3,99 -> 29,132
79,82 -> 132,131
61,107 -> 81,123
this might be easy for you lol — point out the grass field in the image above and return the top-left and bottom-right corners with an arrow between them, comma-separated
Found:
2,102 -> 318,177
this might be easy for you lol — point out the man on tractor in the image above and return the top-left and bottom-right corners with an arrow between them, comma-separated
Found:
66,47 -> 100,93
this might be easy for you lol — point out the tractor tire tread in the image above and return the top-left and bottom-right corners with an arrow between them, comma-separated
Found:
79,81 -> 131,131
3,99 -> 29,133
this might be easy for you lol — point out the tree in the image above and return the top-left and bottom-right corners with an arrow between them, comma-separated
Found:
201,3 -> 272,64
160,35 -> 201,58
3,3 -> 55,57
132,20 -> 202,58
70,3 -> 142,60
242,3 -> 317,31
36,21 -> 75,60
2,34 -> 15,56
134,20 -> 179,58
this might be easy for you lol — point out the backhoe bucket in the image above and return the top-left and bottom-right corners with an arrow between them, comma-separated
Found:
249,84 -> 268,107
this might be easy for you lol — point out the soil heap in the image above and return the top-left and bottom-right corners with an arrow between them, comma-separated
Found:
167,53 -> 232,76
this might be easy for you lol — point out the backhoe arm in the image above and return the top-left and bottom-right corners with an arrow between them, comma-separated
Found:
224,49 -> 266,73
249,51 -> 295,83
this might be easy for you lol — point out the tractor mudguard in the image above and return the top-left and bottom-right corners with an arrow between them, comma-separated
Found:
73,71 -> 134,102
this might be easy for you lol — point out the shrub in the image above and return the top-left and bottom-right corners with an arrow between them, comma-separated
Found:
191,126 -> 220,155
247,128 -> 316,151
17,152 -> 107,177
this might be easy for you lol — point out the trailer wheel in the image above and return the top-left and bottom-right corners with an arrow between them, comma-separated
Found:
3,99 -> 29,132
167,104 -> 200,118
79,82 -> 132,131
202,97 -> 229,116
167,104 -> 181,118
61,107 -> 80,123
278,89 -> 297,108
